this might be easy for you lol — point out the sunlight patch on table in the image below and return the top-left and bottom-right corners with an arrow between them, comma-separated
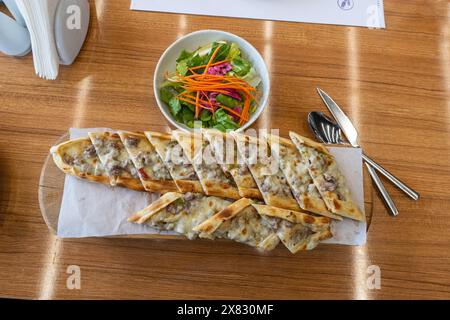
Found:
347,28 -> 361,133
72,75 -> 92,128
39,235 -> 63,299
352,245 -> 369,300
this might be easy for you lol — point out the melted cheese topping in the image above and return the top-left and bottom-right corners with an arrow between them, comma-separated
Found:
162,140 -> 199,181
172,134 -> 236,190
260,216 -> 314,252
274,144 -> 322,201
122,134 -> 172,181
146,194 -> 231,239
206,133 -> 257,190
189,140 -> 236,186
60,139 -> 107,177
292,136 -> 351,202
90,133 -> 138,179
213,207 -> 276,248
235,139 -> 294,200
250,163 -> 293,199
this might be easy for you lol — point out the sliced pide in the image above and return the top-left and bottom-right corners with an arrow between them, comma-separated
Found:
289,132 -> 364,222
145,131 -> 203,194
194,198 -> 280,251
50,137 -> 110,185
173,130 -> 241,200
88,131 -> 144,191
232,133 -> 300,211
118,131 -> 179,193
51,129 -> 364,253
129,192 -> 232,239
203,129 -> 263,200
265,134 -> 342,220
251,204 -> 332,253
128,192 -> 183,223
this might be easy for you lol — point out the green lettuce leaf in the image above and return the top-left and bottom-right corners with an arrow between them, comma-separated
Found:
216,94 -> 241,108
213,124 -> 227,132
179,98 -> 195,112
226,43 -> 241,61
177,49 -> 193,62
160,86 -> 177,104
186,53 -> 205,68
231,57 -> 251,77
210,42 -> 231,63
176,60 -> 189,76
168,97 -> 181,116
200,109 -> 212,122
239,67 -> 261,88
181,107 -> 194,124
213,109 -> 239,131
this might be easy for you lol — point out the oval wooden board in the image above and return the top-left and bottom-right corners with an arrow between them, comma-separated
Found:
38,133 -> 374,238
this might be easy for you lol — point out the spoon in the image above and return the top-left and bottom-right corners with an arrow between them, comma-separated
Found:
308,111 -> 399,216
308,112 -> 344,145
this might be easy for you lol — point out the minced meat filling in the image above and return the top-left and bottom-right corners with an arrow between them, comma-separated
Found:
164,141 -> 198,180
63,145 -> 105,176
91,136 -> 139,178
134,150 -> 171,180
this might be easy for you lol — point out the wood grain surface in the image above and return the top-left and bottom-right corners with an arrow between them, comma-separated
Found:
0,0 -> 449,299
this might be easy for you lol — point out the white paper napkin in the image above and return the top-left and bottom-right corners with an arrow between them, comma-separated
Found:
16,0 -> 60,79
57,128 -> 366,245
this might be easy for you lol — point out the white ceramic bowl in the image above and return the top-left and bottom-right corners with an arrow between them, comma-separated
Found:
153,30 -> 270,132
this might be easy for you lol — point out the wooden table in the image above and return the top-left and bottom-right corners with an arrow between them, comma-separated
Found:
1,0 -> 449,299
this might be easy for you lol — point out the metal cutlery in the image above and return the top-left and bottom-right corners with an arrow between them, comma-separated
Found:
316,88 -> 419,202
308,111 -> 399,216
308,111 -> 344,144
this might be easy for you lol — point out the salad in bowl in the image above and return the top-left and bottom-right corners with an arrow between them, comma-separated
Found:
159,40 -> 263,131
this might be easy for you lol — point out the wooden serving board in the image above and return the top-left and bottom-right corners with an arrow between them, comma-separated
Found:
38,133 -> 374,238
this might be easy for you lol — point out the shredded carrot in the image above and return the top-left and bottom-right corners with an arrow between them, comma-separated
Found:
177,90 -> 192,97
178,97 -> 213,111
168,45 -> 258,126
218,104 -> 248,121
181,79 -> 255,87
180,87 -> 231,95
203,45 -> 222,75
178,96 -> 203,106
239,95 -> 251,126
194,91 -> 201,118
184,86 -> 256,100
180,81 -> 254,89
203,92 -> 214,109
178,93 -> 248,121
189,59 -> 229,71
180,79 -> 256,93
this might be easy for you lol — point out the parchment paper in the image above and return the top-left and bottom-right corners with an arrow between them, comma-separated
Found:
57,128 -> 366,245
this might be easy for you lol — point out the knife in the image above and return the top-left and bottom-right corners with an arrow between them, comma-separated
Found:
316,88 -> 398,216
317,88 -> 419,201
